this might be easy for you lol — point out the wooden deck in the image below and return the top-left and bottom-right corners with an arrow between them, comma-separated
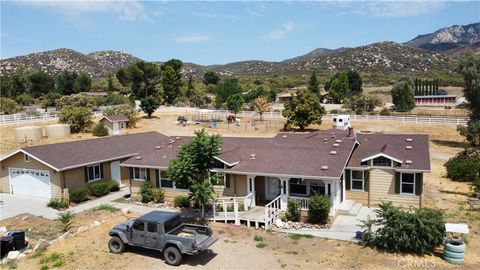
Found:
208,206 -> 270,229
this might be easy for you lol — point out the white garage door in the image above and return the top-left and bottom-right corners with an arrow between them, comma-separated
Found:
9,168 -> 51,199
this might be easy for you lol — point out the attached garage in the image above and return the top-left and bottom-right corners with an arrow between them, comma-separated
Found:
9,168 -> 51,199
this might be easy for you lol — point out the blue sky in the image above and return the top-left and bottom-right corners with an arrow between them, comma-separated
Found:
1,1 -> 479,65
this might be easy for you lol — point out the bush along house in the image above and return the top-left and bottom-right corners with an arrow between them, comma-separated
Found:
0,128 -> 430,228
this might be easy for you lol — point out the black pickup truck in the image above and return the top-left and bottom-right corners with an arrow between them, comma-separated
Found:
108,211 -> 218,266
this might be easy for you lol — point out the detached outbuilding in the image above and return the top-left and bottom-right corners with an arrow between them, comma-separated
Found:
99,115 -> 128,136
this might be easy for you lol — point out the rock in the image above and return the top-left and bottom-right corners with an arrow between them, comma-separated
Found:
58,232 -> 70,241
7,251 -> 20,260
121,207 -> 130,215
77,226 -> 88,234
0,227 -> 7,234
1,258 -> 8,265
275,219 -> 284,228
93,220 -> 101,226
18,254 -> 26,259
23,249 -> 32,254
33,239 -> 49,252
21,216 -> 28,221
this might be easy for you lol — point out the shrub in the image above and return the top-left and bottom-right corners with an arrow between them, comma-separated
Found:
256,242 -> 267,248
308,194 -> 331,224
174,195 -> 191,208
152,188 -> 165,203
0,97 -> 19,114
47,199 -> 68,210
69,188 -> 89,204
361,202 -> 445,254
58,105 -> 94,133
289,234 -> 313,240
140,182 -> 154,203
379,107 -> 391,116
474,177 -> 480,194
106,180 -> 120,192
444,149 -> 480,182
287,199 -> 301,222
95,204 -> 119,212
92,123 -> 109,137
253,235 -> 264,242
88,182 -> 110,197
57,211 -> 75,233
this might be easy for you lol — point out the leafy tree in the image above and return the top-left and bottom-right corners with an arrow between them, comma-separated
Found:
103,104 -> 140,128
343,94 -> 384,114
457,121 -> 480,147
347,70 -> 363,96
0,76 -> 14,97
57,93 -> 96,109
282,89 -> 326,130
107,74 -> 115,93
116,61 -> 162,98
397,75 -> 415,89
27,71 -> 55,98
391,81 -> 415,112
245,85 -> 267,102
308,72 -> 319,96
58,105 -> 94,133
0,97 -> 19,114
190,179 -> 215,219
11,66 -> 29,97
73,73 -> 92,93
326,71 -> 349,103
38,92 -> 62,112
186,75 -> 195,98
140,96 -> 160,118
226,93 -> 244,114
444,148 -> 480,182
215,78 -> 242,108
56,70 -> 78,95
167,129 -> 222,188
16,93 -> 35,106
92,122 -> 109,137
161,59 -> 183,104
203,71 -> 220,85
253,96 -> 271,120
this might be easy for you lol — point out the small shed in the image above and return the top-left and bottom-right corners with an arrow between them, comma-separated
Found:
99,115 -> 129,136
278,92 -> 296,103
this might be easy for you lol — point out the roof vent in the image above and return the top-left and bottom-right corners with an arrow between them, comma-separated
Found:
406,145 -> 412,150
250,154 -> 256,160
335,139 -> 342,143
155,145 -> 162,149
406,138 -> 413,142
333,143 -> 339,147
162,155 -> 167,159
330,151 -> 337,155
175,136 -> 181,140
282,135 -> 288,138
321,165 -> 328,170
135,156 -> 142,160
405,160 -> 413,164
169,139 -> 175,144
323,138 -> 328,143
167,144 -> 173,148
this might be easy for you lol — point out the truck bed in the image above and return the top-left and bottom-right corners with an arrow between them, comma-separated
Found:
169,224 -> 212,248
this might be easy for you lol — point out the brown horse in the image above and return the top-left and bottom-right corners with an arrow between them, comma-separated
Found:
227,115 -> 236,123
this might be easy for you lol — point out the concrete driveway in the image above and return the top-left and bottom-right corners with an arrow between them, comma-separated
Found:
0,193 -> 59,220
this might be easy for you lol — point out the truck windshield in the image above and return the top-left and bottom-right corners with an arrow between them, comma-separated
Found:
164,217 -> 181,233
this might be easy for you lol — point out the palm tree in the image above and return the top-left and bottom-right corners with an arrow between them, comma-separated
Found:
189,179 -> 215,219
253,96 -> 271,121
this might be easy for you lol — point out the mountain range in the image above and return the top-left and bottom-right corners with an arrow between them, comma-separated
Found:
1,22 -> 478,79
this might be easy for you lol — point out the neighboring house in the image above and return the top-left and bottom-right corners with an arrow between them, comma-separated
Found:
414,95 -> 456,107
277,92 -> 296,103
0,129 -> 430,216
99,115 -> 129,136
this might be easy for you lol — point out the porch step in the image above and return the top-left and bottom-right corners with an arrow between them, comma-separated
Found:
338,200 -> 354,215
347,203 -> 362,216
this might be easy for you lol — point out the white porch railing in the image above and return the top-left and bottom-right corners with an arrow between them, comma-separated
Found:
244,192 -> 255,211
288,196 -> 310,211
211,197 -> 240,225
264,195 -> 282,230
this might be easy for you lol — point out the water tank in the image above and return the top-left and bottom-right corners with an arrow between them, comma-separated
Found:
332,115 -> 351,130
14,126 -> 43,142
45,124 -> 71,139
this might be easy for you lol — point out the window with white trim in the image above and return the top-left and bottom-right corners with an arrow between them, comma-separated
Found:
87,164 -> 101,181
401,173 -> 415,195
351,170 -> 364,191
159,171 -> 173,188
373,156 -> 392,167
24,154 -> 30,162
133,167 -> 147,181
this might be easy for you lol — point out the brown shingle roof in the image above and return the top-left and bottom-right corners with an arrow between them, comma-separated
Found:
102,115 -> 129,122
347,133 -> 430,171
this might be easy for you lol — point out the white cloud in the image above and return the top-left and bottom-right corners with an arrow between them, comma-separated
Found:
191,11 -> 240,20
17,0 -> 151,22
174,35 -> 209,43
264,21 -> 295,40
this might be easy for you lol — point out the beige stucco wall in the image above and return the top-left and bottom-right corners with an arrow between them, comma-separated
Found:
346,190 -> 368,205
0,152 -> 63,199
64,161 -> 113,191
369,168 -> 420,208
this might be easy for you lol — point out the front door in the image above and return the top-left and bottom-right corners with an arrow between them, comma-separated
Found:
110,161 -> 121,185
131,221 -> 145,246
113,122 -> 119,135
265,177 -> 280,201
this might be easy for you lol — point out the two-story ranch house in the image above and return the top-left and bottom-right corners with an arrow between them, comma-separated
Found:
0,129 -> 430,216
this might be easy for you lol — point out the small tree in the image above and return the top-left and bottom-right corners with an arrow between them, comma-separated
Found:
308,72 -> 319,96
444,148 -> 480,182
308,194 -> 331,224
190,179 -> 215,218
59,105 -> 94,133
103,104 -> 139,128
287,199 -> 301,222
0,97 -> 19,114
57,93 -> 96,109
347,70 -> 363,96
73,73 -> 92,93
282,89 -> 326,130
327,71 -> 349,103
253,96 -> 271,120
140,182 -> 154,203
38,92 -> 62,112
140,96 -> 160,118
343,94 -> 384,114
92,122 -> 109,137
203,71 -> 220,85
57,211 -> 75,233
391,81 -> 415,112
226,93 -> 244,115
16,93 -> 35,106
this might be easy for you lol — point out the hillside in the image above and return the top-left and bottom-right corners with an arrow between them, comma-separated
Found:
405,22 -> 480,52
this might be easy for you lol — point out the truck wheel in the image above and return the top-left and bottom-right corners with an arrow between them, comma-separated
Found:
108,237 -> 125,254
164,246 -> 182,266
